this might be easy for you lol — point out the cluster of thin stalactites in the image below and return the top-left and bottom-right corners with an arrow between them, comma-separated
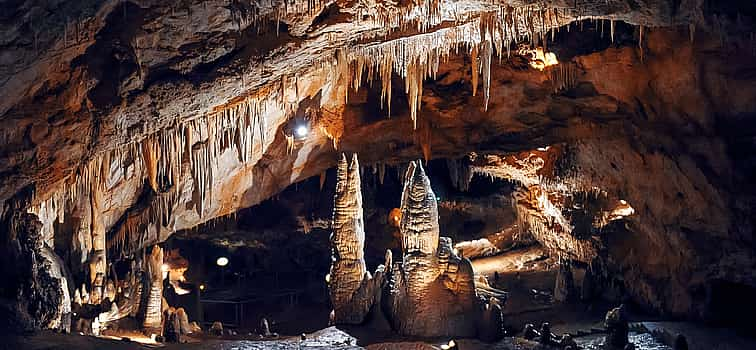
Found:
25,4 -> 649,256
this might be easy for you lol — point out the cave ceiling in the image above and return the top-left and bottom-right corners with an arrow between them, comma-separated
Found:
1,0 -> 756,318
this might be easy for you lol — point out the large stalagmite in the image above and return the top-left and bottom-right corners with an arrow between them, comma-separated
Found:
385,161 -> 478,336
141,246 -> 164,332
328,154 -> 388,324
0,211 -> 67,333
327,158 -> 506,338
383,161 -> 505,338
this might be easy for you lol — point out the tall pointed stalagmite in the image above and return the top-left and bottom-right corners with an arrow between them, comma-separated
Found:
400,161 -> 439,257
328,154 -> 388,324
385,160 -> 505,338
387,161 -> 472,336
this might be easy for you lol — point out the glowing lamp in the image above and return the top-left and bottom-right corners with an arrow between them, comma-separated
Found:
440,340 -> 456,350
325,273 -> 331,283
295,125 -> 309,138
161,264 -> 169,272
216,257 -> 229,267
199,284 -> 206,291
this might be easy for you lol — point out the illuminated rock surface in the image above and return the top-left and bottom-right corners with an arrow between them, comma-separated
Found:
0,0 -> 755,341
329,153 -> 388,324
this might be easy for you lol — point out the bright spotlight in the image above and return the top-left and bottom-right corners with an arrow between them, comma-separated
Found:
295,125 -> 309,138
440,340 -> 457,350
216,257 -> 229,267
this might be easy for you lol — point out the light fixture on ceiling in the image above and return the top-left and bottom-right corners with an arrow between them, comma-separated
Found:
295,124 -> 309,138
216,257 -> 229,267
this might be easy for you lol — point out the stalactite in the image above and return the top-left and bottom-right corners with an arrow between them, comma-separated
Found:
639,25 -> 644,62
481,40 -> 492,110
471,44 -> 479,97
378,163 -> 386,185
339,5 -> 576,128
447,158 -> 472,192
610,20 -> 615,43
548,62 -> 578,93
25,2 -> 582,268
285,132 -> 295,154
142,137 -> 159,192
406,58 -> 424,129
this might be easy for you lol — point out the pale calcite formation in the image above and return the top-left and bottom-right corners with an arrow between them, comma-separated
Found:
385,161 -> 481,337
328,154 -> 389,324
141,245 -> 164,331
328,159 -> 506,338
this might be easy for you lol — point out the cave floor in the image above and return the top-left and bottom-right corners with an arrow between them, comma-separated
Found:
4,249 -> 755,350
4,320 -> 756,350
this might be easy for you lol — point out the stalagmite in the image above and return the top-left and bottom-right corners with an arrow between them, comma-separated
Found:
398,161 -> 439,256
142,246 -> 164,332
2,212 -> 66,332
89,179 -> 106,305
328,154 -> 388,324
384,161 -> 505,338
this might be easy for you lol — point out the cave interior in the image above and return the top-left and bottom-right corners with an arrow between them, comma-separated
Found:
1,0 -> 756,349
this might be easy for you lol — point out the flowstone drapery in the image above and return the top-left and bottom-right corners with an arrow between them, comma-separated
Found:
328,156 -> 506,339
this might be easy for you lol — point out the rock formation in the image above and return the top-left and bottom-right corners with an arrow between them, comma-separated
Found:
1,0 -> 755,336
385,161 -> 500,337
0,211 -> 67,333
141,245 -> 164,332
328,153 -> 388,324
604,304 -> 631,349
327,157 -> 506,339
